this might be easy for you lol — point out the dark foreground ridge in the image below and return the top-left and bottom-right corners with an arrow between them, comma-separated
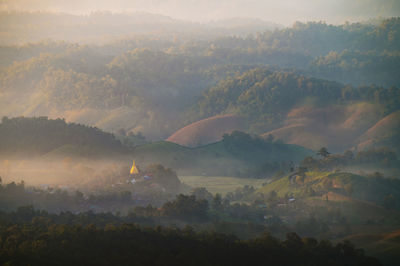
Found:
0,209 -> 381,266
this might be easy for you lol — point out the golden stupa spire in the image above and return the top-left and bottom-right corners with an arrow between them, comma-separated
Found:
130,160 -> 139,175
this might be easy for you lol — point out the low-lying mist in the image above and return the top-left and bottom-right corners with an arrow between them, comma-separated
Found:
0,158 -> 129,189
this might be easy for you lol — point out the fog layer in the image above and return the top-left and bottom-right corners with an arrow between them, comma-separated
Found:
1,0 -> 400,24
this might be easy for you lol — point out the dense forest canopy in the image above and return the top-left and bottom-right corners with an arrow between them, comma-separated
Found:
0,213 -> 381,266
0,17 -> 399,141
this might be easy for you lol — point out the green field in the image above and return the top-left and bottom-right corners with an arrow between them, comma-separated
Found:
179,175 -> 267,195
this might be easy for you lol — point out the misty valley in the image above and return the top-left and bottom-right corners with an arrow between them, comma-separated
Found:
0,8 -> 400,266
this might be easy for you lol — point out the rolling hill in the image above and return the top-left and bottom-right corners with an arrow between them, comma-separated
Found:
0,116 -> 126,158
135,132 -> 313,177
0,117 -> 312,177
191,67 -> 399,153
355,110 -> 400,154
261,103 -> 382,152
167,114 -> 246,147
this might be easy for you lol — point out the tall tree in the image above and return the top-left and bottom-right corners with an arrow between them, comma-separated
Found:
317,147 -> 330,158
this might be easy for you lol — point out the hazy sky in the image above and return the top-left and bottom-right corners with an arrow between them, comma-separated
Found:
1,0 -> 400,25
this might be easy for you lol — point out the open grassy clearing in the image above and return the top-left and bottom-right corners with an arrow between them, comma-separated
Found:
179,175 -> 267,195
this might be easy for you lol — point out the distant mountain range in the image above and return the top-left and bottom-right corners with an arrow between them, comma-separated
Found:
0,11 -> 281,45
0,17 -> 399,155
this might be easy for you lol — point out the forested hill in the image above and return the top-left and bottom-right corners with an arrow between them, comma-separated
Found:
133,131 -> 312,177
182,67 -> 400,152
192,67 -> 399,130
0,116 -> 125,157
193,68 -> 344,122
245,18 -> 400,55
0,17 -> 399,140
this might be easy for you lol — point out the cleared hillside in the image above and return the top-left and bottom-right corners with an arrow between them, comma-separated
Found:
167,114 -> 246,147
356,110 -> 400,153
261,103 -> 382,151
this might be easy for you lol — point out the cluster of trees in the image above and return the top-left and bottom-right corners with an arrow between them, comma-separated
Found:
0,177 -> 137,213
144,164 -> 182,192
225,185 -> 256,202
301,147 -> 399,171
116,129 -> 147,147
161,194 -> 209,222
248,19 -> 399,54
219,131 -> 300,177
0,178 -> 265,231
222,130 -> 276,152
308,50 -> 400,87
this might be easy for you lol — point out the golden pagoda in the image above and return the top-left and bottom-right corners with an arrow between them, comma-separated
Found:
130,160 -> 139,175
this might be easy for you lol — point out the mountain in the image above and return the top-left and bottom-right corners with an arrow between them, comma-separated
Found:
167,114 -> 246,147
1,18 -> 399,146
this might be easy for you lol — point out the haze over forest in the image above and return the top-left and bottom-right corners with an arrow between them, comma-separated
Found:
0,1 -> 400,265
1,0 -> 400,24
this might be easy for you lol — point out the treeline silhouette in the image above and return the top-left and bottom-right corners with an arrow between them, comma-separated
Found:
301,147 -> 399,171
0,206 -> 382,266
